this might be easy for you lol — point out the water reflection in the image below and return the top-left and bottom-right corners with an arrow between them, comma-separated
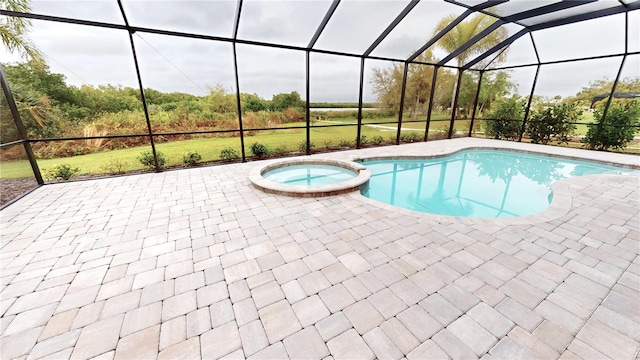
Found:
467,152 -> 565,185
361,150 -> 632,218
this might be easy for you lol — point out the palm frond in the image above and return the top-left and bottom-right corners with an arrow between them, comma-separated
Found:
0,0 -> 45,68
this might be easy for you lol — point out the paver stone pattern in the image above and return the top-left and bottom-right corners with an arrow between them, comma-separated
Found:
1,139 -> 638,359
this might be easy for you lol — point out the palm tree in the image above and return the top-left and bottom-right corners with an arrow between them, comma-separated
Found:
432,14 -> 508,117
1,0 -> 45,67
0,82 -> 62,140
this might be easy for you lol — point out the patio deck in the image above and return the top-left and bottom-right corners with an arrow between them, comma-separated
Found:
1,138 -> 638,359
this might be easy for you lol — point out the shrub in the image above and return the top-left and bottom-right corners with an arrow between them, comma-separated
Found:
71,145 -> 90,156
137,150 -> 166,169
322,139 -> 333,149
273,145 -> 288,154
243,111 -> 270,134
359,135 -> 369,145
282,107 -> 305,123
526,103 -> 579,144
442,126 -> 457,139
371,136 -> 385,145
484,96 -> 525,140
220,147 -> 240,161
43,163 -> 79,181
338,139 -> 353,148
582,100 -> 640,150
182,150 -> 202,165
250,142 -> 269,157
400,132 -> 419,143
100,159 -> 128,174
32,141 -> 93,159
298,140 -> 315,153
266,111 -> 285,127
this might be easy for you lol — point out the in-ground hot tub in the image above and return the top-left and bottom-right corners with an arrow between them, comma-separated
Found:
249,159 -> 370,197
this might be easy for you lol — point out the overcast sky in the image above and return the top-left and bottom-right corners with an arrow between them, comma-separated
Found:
1,0 -> 637,102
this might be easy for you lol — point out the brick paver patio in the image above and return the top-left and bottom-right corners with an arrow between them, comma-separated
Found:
1,138 -> 638,359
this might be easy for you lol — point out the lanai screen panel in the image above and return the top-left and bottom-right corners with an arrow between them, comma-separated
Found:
451,70 -> 480,138
532,14 -> 626,62
470,65 -> 537,138
426,66 -> 457,141
134,35 -> 236,99
309,53 -> 360,150
30,0 -> 124,24
236,45 -> 306,156
620,55 -> 640,86
3,20 -> 143,140
371,0 -> 465,60
613,54 -> 640,136
0,90 -> 21,145
403,63 -> 437,130
483,33 -> 538,70
460,23 -> 524,70
630,10 -> 640,52
121,0 -> 236,37
534,57 -> 623,100
362,59 -> 404,126
313,0 -> 411,55
134,35 -> 241,166
237,0 -> 331,47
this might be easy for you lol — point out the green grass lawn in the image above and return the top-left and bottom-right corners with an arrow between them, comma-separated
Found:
574,111 -> 595,135
1,117 -> 444,179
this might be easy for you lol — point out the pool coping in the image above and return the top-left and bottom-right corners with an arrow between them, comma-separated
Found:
249,158 -> 371,198
351,146 -> 640,170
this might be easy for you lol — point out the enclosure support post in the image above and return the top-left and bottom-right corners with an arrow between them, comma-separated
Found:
590,55 -> 626,149
356,57 -> 365,149
396,62 -> 409,145
232,0 -> 246,161
448,70 -> 464,139
519,64 -> 541,142
424,66 -> 439,142
0,64 -> 44,185
232,44 -> 246,161
126,32 -> 160,172
306,51 -> 312,154
468,70 -> 484,137
117,0 -> 160,171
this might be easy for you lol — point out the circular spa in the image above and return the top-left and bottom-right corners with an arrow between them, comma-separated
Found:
249,159 -> 370,197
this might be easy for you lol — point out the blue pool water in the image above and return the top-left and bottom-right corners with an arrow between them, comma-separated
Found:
360,150 -> 635,218
264,164 -> 356,186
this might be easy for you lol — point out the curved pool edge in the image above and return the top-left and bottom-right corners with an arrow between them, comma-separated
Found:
352,146 -> 640,171
249,158 -> 371,198
349,173 -> 640,225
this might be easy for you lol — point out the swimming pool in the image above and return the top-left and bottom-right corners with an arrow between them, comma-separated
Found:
249,159 -> 370,197
263,164 -> 356,186
360,150 -> 636,218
